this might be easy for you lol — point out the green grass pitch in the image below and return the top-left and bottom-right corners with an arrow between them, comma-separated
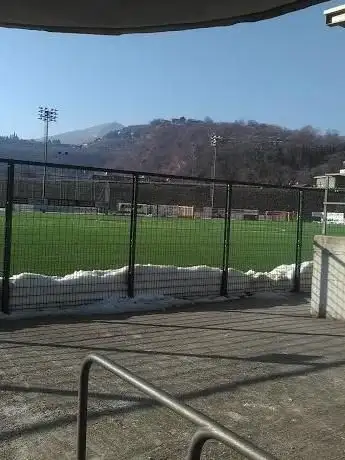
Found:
1,213 -> 344,276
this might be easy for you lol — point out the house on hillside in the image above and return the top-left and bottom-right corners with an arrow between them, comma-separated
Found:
314,166 -> 345,189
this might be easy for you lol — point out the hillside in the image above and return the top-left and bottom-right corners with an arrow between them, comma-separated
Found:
0,135 -> 105,168
2,118 -> 345,186
47,121 -> 124,145
85,118 -> 345,185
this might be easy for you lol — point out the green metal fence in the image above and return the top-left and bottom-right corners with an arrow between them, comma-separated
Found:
0,158 -> 341,314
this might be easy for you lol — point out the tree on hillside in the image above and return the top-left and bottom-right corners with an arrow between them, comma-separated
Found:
1,118 -> 344,185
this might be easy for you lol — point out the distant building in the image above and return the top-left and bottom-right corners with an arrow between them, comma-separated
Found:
171,117 -> 186,124
314,167 -> 345,189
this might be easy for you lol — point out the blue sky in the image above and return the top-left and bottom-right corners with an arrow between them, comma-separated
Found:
0,0 -> 344,138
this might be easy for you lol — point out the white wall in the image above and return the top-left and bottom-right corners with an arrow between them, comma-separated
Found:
311,236 -> 345,320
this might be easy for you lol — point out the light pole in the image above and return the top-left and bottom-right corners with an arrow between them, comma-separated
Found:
208,134 -> 281,213
210,134 -> 223,213
56,151 -> 82,203
38,107 -> 58,204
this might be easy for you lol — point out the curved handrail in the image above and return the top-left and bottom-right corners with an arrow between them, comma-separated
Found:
77,353 -> 276,460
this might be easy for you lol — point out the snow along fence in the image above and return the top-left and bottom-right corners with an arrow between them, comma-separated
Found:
0,158 -> 329,315
6,262 -> 313,313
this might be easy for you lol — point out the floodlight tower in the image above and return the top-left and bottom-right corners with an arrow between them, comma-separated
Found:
38,106 -> 58,202
210,134 -> 223,212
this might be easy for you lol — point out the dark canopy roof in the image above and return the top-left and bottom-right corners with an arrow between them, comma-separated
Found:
1,0 -> 325,35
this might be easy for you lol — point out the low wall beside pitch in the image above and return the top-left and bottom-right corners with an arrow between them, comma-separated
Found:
311,235 -> 345,320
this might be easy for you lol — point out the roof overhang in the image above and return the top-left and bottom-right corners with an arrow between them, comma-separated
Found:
324,4 -> 345,27
0,0 -> 326,35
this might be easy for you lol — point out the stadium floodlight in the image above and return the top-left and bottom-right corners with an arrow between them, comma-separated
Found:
209,134 -> 224,213
38,107 -> 58,205
324,4 -> 345,27
208,134 -> 282,212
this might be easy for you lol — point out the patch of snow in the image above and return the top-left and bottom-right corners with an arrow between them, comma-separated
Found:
1,261 -> 313,317
226,411 -> 249,422
0,295 -> 192,320
246,261 -> 313,292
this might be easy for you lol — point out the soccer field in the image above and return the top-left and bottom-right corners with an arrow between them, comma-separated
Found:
1,213 -> 344,276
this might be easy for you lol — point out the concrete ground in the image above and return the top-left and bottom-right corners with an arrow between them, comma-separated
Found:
1,293 -> 345,460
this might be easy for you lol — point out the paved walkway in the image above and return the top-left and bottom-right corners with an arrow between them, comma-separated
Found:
1,293 -> 345,459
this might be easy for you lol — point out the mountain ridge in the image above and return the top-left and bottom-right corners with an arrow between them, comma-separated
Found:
3,118 -> 345,185
46,121 -> 124,145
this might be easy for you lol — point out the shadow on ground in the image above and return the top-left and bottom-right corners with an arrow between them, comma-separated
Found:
1,292 -> 345,459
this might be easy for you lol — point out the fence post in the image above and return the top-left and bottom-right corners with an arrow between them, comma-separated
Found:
220,184 -> 232,296
1,162 -> 15,314
293,189 -> 304,293
322,176 -> 329,235
127,174 -> 139,298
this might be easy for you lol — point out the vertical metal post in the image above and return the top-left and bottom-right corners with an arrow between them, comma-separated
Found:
293,189 -> 304,293
210,143 -> 217,213
220,184 -> 232,296
92,180 -> 96,205
1,162 -> 15,314
77,359 -> 92,460
59,170 -> 63,201
104,180 -> 110,214
322,176 -> 329,235
42,118 -> 49,203
75,170 -> 79,202
128,174 -> 139,297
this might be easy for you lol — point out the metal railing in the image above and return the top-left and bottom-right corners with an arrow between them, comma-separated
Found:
77,354 -> 276,460
0,157 -> 341,314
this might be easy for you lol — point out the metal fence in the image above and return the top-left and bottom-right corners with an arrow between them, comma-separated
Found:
0,158 -> 343,314
77,354 -> 276,460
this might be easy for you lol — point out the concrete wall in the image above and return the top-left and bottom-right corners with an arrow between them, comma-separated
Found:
311,235 -> 345,320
